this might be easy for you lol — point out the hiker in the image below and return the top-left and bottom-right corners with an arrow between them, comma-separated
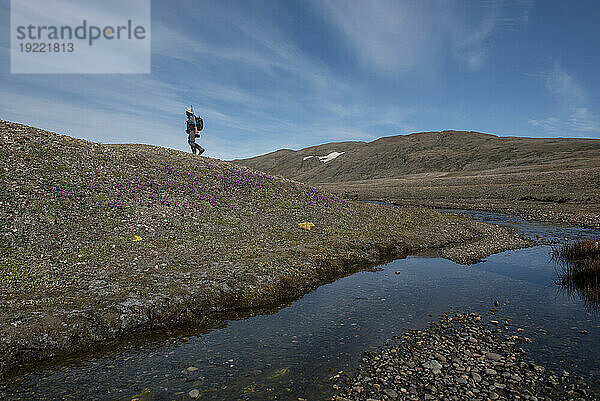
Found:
186,107 -> 205,155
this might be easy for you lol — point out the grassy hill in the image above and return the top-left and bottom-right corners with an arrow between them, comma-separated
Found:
0,121 -> 530,376
237,131 -> 600,227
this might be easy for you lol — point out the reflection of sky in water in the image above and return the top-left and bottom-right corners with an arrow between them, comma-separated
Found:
2,215 -> 600,400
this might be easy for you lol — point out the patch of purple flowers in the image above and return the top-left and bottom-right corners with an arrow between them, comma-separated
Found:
49,186 -> 74,198
85,164 -> 218,210
64,162 -> 348,211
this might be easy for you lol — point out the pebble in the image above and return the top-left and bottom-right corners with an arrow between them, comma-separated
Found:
422,360 -> 442,373
486,352 -> 502,361
188,389 -> 200,399
332,312 -> 598,401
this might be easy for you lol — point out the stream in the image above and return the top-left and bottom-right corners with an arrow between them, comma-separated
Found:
1,210 -> 599,400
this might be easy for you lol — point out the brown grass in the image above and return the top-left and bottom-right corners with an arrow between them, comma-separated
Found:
554,237 -> 600,311
552,236 -> 600,262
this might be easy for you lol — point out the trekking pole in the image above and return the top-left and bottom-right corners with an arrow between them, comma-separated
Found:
190,105 -> 198,135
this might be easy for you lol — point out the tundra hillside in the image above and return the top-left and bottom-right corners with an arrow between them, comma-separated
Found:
237,131 -> 600,228
0,121 -> 529,376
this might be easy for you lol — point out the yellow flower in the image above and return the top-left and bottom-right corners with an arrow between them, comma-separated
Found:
132,235 -> 143,242
298,222 -> 315,231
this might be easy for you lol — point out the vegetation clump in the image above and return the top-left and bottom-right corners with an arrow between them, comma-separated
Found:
553,236 -> 600,311
0,260 -> 30,283
553,236 -> 600,262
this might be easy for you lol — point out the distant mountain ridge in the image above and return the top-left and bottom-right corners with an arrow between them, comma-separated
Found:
236,130 -> 600,183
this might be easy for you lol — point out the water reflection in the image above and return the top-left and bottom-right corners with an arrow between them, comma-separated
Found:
3,246 -> 600,401
556,271 -> 600,313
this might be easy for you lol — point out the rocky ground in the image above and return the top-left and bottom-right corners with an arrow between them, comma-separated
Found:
438,224 -> 530,265
0,121 -> 534,377
332,312 -> 598,401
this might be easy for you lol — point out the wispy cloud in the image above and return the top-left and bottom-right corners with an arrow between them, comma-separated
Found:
0,81 -> 181,144
529,108 -> 600,135
540,63 -> 588,105
529,64 -> 599,136
147,5 -> 409,155
309,0 -> 530,75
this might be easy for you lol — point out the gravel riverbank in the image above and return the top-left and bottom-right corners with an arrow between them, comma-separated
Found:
332,312 -> 597,401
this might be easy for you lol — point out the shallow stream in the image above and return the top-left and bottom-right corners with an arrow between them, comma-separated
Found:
1,210 -> 599,400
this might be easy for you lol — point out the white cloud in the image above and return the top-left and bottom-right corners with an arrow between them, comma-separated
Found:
9,0 -> 151,73
540,63 -> 588,105
529,108 -> 600,135
0,89 -> 180,145
309,0 -> 530,75
529,64 -> 599,136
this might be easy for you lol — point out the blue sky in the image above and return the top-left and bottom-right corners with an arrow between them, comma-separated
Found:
1,0 -> 600,159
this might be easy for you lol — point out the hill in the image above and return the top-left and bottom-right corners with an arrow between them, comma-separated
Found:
237,130 -> 600,183
0,121 -> 530,376
237,131 -> 600,227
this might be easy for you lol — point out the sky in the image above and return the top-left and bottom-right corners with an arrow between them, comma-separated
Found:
1,0 -> 600,160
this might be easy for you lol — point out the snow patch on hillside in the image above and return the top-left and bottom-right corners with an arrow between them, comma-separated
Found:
303,151 -> 345,163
